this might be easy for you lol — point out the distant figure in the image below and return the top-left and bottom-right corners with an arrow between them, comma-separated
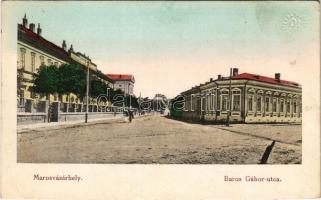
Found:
128,110 -> 134,123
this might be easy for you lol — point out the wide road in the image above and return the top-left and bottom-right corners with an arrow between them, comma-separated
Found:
18,115 -> 301,164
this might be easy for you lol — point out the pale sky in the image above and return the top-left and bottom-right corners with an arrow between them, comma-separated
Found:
3,1 -> 319,98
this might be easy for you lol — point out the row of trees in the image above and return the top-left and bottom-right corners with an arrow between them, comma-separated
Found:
31,64 -> 139,108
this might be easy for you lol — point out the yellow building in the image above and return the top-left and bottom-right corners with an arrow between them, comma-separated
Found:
17,15 -> 71,112
17,15 -> 114,112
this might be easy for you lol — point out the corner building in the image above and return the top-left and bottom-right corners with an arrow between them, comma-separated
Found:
182,69 -> 302,123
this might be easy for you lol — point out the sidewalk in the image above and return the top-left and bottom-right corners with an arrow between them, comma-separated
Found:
17,114 -> 152,133
17,115 -> 126,133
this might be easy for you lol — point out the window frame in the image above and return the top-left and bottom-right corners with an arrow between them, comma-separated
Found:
256,95 -> 263,112
248,95 -> 253,111
20,48 -> 26,69
232,94 -> 241,111
272,98 -> 277,112
265,96 -> 270,112
221,94 -> 229,112
280,98 -> 285,113
31,52 -> 36,73
40,55 -> 45,66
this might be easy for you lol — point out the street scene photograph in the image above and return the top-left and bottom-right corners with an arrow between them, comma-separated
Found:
13,2 -> 312,164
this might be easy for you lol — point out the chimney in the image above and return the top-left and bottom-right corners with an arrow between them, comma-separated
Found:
275,73 -> 281,80
37,23 -> 42,35
217,75 -> 222,80
210,78 -> 213,82
29,23 -> 35,32
233,68 -> 239,76
22,14 -> 28,27
62,40 -> 67,50
69,44 -> 74,52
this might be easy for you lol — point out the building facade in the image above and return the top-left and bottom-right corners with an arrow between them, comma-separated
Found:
106,74 -> 135,95
181,69 -> 302,123
68,47 -> 114,94
17,15 -> 114,112
17,15 -> 71,111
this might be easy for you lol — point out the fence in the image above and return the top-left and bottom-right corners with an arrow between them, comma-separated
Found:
17,99 -> 137,125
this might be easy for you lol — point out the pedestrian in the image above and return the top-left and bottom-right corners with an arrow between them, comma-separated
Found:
128,110 -> 132,123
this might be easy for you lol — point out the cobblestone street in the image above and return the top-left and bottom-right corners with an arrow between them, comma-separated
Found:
18,115 -> 301,164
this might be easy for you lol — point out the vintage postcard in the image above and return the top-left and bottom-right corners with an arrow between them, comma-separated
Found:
0,1 -> 320,199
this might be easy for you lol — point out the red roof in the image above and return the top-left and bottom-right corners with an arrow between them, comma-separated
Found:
18,24 -> 69,60
106,74 -> 135,82
232,73 -> 300,88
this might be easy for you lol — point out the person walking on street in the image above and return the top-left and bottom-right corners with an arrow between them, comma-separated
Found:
128,110 -> 133,123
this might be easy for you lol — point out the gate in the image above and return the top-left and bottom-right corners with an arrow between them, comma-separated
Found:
49,102 -> 59,122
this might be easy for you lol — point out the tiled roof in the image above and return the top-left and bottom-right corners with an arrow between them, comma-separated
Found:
106,74 -> 135,82
18,24 -> 70,62
232,73 -> 300,88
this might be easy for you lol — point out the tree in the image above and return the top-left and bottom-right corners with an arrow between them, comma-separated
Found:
124,95 -> 139,108
31,65 -> 60,122
90,79 -> 108,98
32,65 -> 59,99
57,64 -> 86,99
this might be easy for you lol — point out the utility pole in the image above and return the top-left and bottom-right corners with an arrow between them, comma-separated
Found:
107,87 -> 110,105
226,68 -> 233,126
85,60 -> 90,123
128,83 -> 131,109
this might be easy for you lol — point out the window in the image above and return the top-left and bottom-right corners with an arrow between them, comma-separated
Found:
265,97 -> 270,112
211,93 -> 215,111
207,94 -> 212,111
293,101 -> 297,113
248,96 -> 253,111
191,95 -> 195,111
201,97 -> 205,111
31,52 -> 35,73
19,89 -> 25,106
54,62 -> 59,66
257,96 -> 262,112
47,59 -> 52,65
287,101 -> 290,113
273,99 -> 277,112
280,99 -> 284,112
40,56 -> 45,66
20,48 -> 26,69
233,95 -> 240,111
221,95 -> 229,111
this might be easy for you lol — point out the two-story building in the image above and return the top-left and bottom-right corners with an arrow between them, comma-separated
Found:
106,74 -> 135,95
17,15 -> 71,111
17,15 -> 114,112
